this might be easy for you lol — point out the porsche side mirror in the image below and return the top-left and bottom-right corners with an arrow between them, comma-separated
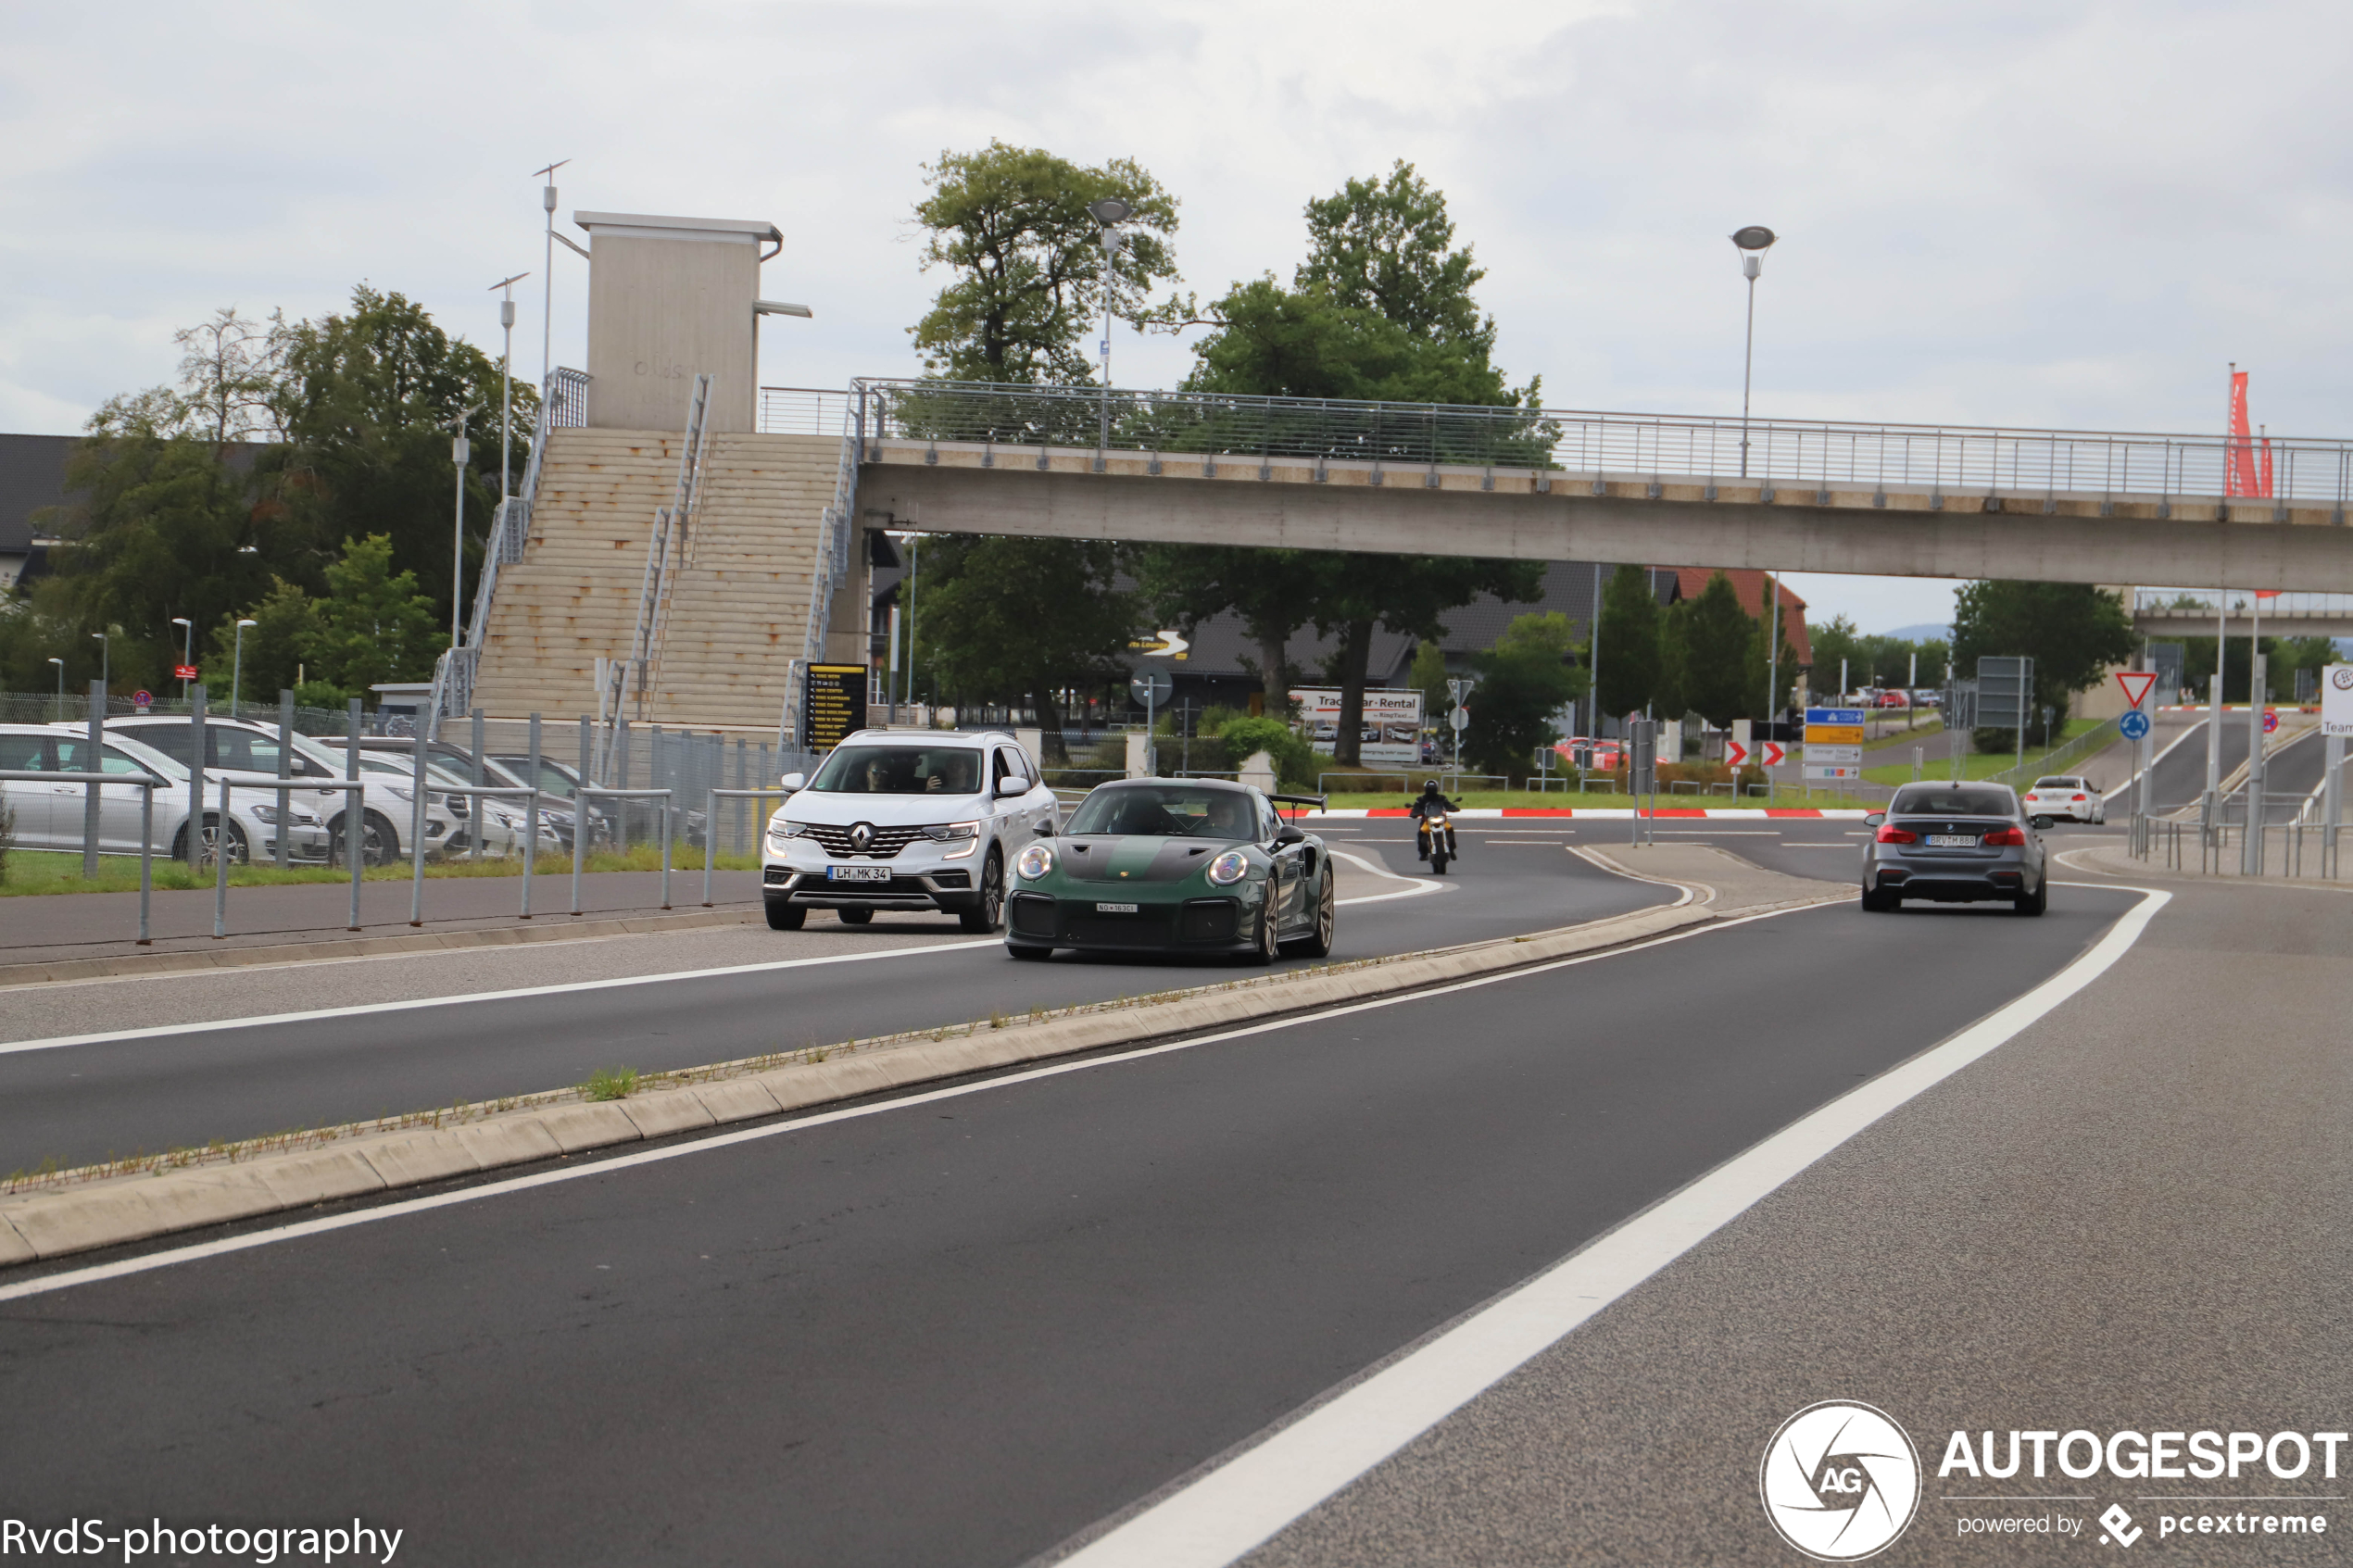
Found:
780,771 -> 805,792
1034,820 -> 1056,837
1276,824 -> 1307,847
997,776 -> 1027,797
1864,811 -> 1885,827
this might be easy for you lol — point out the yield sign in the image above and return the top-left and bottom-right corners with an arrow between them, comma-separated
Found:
2115,670 -> 2158,710
1761,741 -> 1787,768
1724,739 -> 1750,769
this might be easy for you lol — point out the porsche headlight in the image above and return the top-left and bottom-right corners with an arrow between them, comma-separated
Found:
1206,848 -> 1250,885
1015,843 -> 1054,881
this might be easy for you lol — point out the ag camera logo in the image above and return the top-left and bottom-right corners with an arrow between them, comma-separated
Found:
1761,1400 -> 1922,1561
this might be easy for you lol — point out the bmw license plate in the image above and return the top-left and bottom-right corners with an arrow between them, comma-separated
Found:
1926,834 -> 1978,847
1094,902 -> 1139,914
827,865 -> 889,883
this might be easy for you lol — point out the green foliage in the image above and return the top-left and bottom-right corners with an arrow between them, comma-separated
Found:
1808,613 -> 1947,694
1595,565 -> 1663,718
1138,544 -> 1321,717
1464,613 -> 1586,779
1205,713 -> 1320,791
1299,161 -> 1494,345
0,788 -> 13,884
301,534 -> 447,698
1409,638 -> 1449,718
910,534 -> 1139,759
1669,572 -> 1755,725
582,1066 -> 639,1102
1951,581 -> 2135,729
205,577 -> 318,705
910,141 -> 1187,383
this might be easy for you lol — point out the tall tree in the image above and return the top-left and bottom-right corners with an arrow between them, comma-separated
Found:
301,533 -> 447,697
911,142 -> 1186,383
1673,572 -> 1756,726
1138,544 -> 1323,720
1950,581 -> 2134,744
909,534 -> 1139,759
1463,612 -> 1586,780
1594,565 -> 1663,719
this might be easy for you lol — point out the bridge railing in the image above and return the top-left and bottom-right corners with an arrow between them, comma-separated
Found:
827,378 -> 2353,513
2134,590 -> 2353,617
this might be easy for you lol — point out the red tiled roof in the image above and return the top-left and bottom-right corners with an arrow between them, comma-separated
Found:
1658,569 -> 1813,665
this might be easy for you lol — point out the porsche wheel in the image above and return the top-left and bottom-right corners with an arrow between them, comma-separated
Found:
1240,893 -> 1279,965
1284,868 -> 1335,958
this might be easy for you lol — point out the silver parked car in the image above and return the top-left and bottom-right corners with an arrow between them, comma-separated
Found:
1860,783 -> 2048,916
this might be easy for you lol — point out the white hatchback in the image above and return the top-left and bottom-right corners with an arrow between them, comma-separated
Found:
2022,775 -> 2106,826
761,730 -> 1058,931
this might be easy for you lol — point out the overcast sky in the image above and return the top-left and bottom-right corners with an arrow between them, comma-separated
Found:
7,0 -> 2347,633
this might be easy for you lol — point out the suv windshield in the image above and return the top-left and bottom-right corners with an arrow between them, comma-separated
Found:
1893,786 -> 2014,817
1064,784 -> 1256,840
809,746 -> 985,796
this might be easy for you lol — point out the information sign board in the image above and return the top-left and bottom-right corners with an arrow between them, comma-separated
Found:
1804,763 -> 1861,782
1292,687 -> 1423,766
799,663 -> 869,752
1804,745 -> 1863,765
2323,666 -> 2353,738
173,664 -> 199,682
1805,708 -> 1866,726
1804,724 -> 1866,746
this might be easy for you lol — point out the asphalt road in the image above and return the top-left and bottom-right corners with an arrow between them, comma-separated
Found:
0,825 -> 1664,1171
0,879 -> 2142,1567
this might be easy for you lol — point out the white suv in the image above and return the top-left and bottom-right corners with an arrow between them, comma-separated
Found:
761,730 -> 1057,931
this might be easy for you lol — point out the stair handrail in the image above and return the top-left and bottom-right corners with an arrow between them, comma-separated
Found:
601,373 -> 712,775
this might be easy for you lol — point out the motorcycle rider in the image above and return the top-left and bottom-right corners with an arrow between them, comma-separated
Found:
1408,778 -> 1463,862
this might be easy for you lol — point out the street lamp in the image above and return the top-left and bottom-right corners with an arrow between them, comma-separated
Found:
1730,225 -> 1778,479
170,617 -> 194,696
1087,197 -> 1132,461
91,630 -> 108,693
47,657 -> 64,721
487,271 -> 530,507
231,618 -> 258,715
534,160 -> 571,396
450,408 -> 478,648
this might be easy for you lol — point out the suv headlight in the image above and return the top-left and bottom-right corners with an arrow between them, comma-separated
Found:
1014,843 -> 1054,881
1206,848 -> 1251,885
925,821 -> 982,859
767,819 -> 812,847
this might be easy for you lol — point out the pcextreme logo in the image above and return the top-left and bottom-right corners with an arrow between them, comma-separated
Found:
1760,1401 -> 1923,1561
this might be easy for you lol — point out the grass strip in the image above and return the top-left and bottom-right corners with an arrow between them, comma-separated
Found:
0,846 -> 764,897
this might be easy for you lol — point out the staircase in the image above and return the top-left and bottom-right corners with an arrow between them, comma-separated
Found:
469,427 -> 846,729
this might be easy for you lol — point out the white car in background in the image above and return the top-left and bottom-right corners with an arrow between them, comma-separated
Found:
0,723 -> 329,864
2021,774 -> 2106,827
761,729 -> 1057,932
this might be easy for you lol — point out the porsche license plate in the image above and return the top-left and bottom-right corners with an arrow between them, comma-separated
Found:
1094,901 -> 1139,914
826,865 -> 889,883
1926,834 -> 1978,847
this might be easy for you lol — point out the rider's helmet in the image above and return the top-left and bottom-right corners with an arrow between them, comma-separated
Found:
1422,778 -> 1441,793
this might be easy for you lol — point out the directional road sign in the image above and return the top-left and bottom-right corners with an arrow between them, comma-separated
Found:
1723,739 -> 1750,769
1804,764 -> 1861,782
2119,709 -> 2151,742
1805,707 -> 1866,726
1761,741 -> 1787,768
2115,670 -> 2158,710
173,664 -> 199,682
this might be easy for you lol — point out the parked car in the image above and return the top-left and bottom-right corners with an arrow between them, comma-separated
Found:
1860,783 -> 2047,915
761,729 -> 1056,931
357,738 -> 568,857
348,750 -> 547,858
2021,775 -> 2106,827
1556,737 -> 1624,771
106,713 -> 442,865
485,755 -> 611,852
0,724 -> 329,864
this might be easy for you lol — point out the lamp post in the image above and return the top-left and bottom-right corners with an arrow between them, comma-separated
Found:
92,630 -> 108,694
1087,197 -> 1132,460
48,657 -> 64,721
1730,226 -> 1778,479
534,161 -> 570,397
170,617 -> 194,697
488,272 -> 529,507
231,618 -> 258,716
450,408 -> 477,648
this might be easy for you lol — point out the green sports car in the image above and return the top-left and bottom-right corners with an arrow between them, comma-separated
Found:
1004,778 -> 1334,962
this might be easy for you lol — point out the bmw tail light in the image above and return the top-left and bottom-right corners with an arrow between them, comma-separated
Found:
1982,825 -> 2028,847
1875,823 -> 1918,844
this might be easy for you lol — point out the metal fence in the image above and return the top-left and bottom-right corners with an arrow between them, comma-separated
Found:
0,690 -> 396,736
768,378 -> 2353,511
1987,717 -> 2123,792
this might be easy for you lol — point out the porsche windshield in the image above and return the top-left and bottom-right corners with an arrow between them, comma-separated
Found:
809,746 -> 984,796
1065,784 -> 1256,840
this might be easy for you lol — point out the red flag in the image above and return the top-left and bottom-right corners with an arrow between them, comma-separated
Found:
2226,370 -> 2261,496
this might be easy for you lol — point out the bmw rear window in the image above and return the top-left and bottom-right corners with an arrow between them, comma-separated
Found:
1892,787 -> 2013,817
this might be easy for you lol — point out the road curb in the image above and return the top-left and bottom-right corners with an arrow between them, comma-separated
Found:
0,906 -> 767,989
0,881 -> 1844,1269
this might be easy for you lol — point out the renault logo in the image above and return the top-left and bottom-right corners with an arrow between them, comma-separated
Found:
849,822 -> 875,852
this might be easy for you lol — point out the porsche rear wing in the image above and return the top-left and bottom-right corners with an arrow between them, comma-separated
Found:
1271,792 -> 1327,816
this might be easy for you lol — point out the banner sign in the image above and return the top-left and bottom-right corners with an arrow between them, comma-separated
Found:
1292,687 -> 1424,766
800,664 -> 869,752
2323,666 -> 2353,737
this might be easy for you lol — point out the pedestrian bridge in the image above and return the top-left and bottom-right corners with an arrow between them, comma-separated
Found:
820,381 -> 2353,594
2131,590 -> 2353,638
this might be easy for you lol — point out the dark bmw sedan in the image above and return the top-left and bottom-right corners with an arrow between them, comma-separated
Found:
1860,783 -> 2048,915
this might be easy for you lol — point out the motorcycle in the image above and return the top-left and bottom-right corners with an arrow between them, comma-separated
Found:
1417,808 -> 1457,875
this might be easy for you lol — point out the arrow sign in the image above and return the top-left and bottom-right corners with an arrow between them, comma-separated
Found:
1724,739 -> 1750,769
1762,741 -> 1786,768
2115,670 -> 2158,710
1126,629 -> 1190,659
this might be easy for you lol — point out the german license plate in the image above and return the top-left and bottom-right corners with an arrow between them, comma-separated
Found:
1926,834 -> 1978,847
1094,901 -> 1139,914
826,865 -> 889,883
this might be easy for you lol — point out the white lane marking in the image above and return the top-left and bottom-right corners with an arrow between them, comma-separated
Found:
1565,847 -> 1704,908
0,939 -> 1005,1058
1327,849 -> 1446,907
1052,883 -> 2170,1568
2103,717 -> 2204,806
0,901 -> 1841,1305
